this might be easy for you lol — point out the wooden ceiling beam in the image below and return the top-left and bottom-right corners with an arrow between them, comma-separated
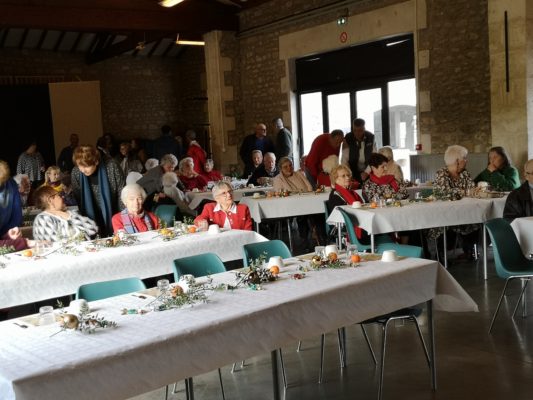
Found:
86,32 -> 167,64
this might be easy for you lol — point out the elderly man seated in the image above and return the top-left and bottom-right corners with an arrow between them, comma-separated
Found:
247,152 -> 279,186
504,159 -> 533,221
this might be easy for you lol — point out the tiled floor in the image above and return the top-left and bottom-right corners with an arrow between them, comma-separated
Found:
129,245 -> 533,400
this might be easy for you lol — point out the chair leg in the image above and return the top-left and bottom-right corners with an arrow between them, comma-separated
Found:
412,317 -> 431,367
164,384 -> 169,400
278,348 -> 288,389
360,324 -> 377,365
512,278 -> 530,318
378,320 -> 392,400
296,340 -> 302,352
489,278 -> 513,333
337,328 -> 346,368
318,333 -> 326,383
217,368 -> 226,400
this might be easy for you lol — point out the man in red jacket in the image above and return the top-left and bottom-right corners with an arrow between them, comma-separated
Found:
304,130 -> 344,187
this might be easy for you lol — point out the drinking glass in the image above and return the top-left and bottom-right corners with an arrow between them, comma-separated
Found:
157,279 -> 170,297
39,305 -> 55,326
196,219 -> 209,232
414,192 -> 422,201
314,246 -> 325,259
347,244 -> 358,261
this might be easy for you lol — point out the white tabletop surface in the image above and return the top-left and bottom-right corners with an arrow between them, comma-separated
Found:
0,257 -> 477,400
327,197 -> 507,234
239,191 -> 330,222
0,229 -> 266,308
511,216 -> 533,256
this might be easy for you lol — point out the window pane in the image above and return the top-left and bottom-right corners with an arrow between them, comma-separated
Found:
327,93 -> 351,135
355,88 -> 382,147
300,92 -> 323,155
388,78 -> 416,150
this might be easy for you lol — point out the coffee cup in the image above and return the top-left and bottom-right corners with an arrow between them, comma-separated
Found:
352,201 -> 362,209
208,224 -> 220,234
381,250 -> 398,262
69,299 -> 89,315
268,256 -> 284,269
477,181 -> 488,191
252,192 -> 261,199
325,244 -> 337,257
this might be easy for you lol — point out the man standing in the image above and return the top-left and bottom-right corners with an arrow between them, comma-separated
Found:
57,133 -> 79,174
153,125 -> 181,162
272,117 -> 292,160
503,159 -> 533,221
305,130 -> 344,187
185,130 -> 207,174
239,123 -> 275,175
342,118 -> 377,184
247,152 -> 279,186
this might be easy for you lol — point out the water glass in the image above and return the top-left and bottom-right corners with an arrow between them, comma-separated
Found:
314,246 -> 325,259
414,191 -> 421,201
196,219 -> 209,232
157,279 -> 170,297
39,305 -> 55,326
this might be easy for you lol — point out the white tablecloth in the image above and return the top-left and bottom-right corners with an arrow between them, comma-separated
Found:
187,187 -> 272,210
0,257 -> 477,400
511,216 -> 533,256
240,192 -> 330,222
327,197 -> 506,233
0,230 -> 266,308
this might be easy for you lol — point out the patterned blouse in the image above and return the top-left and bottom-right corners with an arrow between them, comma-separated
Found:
33,210 -> 98,241
362,177 -> 408,202
16,152 -> 45,183
433,167 -> 475,200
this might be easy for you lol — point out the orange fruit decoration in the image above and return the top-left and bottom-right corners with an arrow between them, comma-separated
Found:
269,265 -> 280,275
188,225 -> 197,233
328,252 -> 338,261
370,201 -> 378,208
21,249 -> 33,257
351,254 -> 361,263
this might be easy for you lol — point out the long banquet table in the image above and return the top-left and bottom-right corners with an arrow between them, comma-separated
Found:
0,229 -> 266,308
327,197 -> 507,279
0,256 -> 477,400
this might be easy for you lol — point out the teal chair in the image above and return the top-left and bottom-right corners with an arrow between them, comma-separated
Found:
173,252 -> 227,283
242,239 -> 291,267
172,253 -> 226,400
485,218 -> 533,333
154,204 -> 178,227
376,242 -> 424,258
337,208 -> 394,251
76,277 -> 146,301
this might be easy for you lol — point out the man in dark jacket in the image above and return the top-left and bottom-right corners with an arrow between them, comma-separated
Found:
240,123 -> 275,175
342,118 -> 376,184
272,117 -> 292,161
503,159 -> 533,221
247,152 -> 279,186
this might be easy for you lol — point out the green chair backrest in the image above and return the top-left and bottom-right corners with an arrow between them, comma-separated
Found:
375,242 -> 423,258
485,218 -> 533,279
243,240 -> 292,267
173,252 -> 227,282
154,204 -> 178,227
337,208 -> 372,252
76,277 -> 146,301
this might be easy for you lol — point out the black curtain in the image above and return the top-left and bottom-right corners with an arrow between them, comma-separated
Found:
0,85 -> 55,174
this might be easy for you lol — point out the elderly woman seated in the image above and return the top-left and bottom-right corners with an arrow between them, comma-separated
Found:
33,186 -> 98,241
362,153 -> 408,202
178,157 -> 208,191
378,146 -> 404,182
431,145 -> 478,260
112,184 -> 160,234
273,157 -> 313,192
194,181 -> 252,230
202,159 -> 223,182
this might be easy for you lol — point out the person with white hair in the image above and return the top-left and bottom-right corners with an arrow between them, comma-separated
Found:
111,183 -> 159,233
144,158 -> 159,172
317,154 -> 339,187
185,129 -> 207,175
126,171 -> 143,185
378,146 -> 404,182
137,154 -> 178,196
161,172 -> 195,217
13,173 -> 31,207
178,157 -> 208,191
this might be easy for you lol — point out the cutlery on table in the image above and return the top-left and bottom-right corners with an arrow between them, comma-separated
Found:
13,322 -> 28,329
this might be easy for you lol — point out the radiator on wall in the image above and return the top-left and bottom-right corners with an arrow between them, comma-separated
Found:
410,153 -> 488,183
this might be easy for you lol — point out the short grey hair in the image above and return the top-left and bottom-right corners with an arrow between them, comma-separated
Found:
211,180 -> 232,197
13,174 -> 29,186
264,152 -> 276,161
444,145 -> 468,166
178,157 -> 194,173
185,130 -> 196,140
120,183 -> 147,204
378,146 -> 394,161
144,158 -> 159,171
252,150 -> 263,157
205,158 -> 214,166
160,154 -> 178,168
278,156 -> 292,169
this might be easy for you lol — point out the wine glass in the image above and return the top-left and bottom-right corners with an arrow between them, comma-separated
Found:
157,279 -> 170,298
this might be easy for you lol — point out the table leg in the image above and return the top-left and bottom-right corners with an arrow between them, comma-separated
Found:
483,224 -> 488,280
287,218 -> 293,253
337,223 -> 343,249
371,234 -> 375,253
426,299 -> 437,390
255,221 -> 260,233
442,228 -> 448,268
271,350 -> 281,400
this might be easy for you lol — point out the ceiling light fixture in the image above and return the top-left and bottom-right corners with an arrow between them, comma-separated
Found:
159,0 -> 185,7
176,40 -> 205,46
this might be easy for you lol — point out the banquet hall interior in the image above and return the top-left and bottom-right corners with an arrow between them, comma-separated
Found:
1,0 -> 533,399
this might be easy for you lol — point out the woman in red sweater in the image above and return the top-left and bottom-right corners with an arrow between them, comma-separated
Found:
194,181 -> 252,230
112,183 -> 159,233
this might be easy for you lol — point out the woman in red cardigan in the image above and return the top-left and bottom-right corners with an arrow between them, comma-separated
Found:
112,183 -> 159,233
194,181 -> 252,230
